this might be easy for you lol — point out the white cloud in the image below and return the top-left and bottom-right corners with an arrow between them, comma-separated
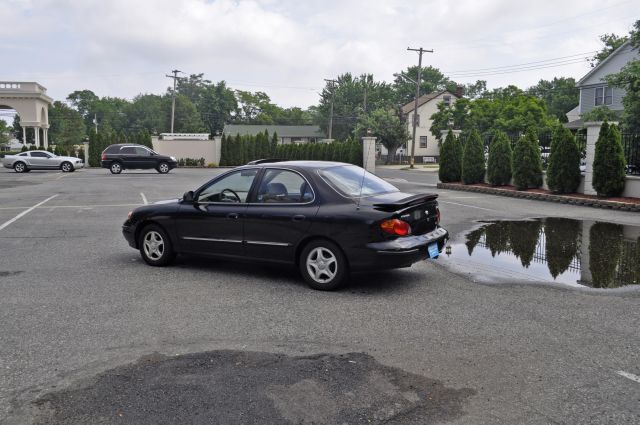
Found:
0,0 -> 637,107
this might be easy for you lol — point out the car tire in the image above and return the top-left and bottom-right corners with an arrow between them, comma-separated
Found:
157,162 -> 170,174
13,162 -> 27,173
299,239 -> 347,290
60,161 -> 73,172
139,224 -> 175,267
110,162 -> 122,174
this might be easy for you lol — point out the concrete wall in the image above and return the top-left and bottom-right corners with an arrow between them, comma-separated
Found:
152,137 -> 221,165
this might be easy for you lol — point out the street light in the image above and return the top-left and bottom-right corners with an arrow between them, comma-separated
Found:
393,72 -> 417,84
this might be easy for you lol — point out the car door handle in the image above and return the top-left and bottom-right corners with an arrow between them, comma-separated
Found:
227,213 -> 240,220
292,215 -> 306,222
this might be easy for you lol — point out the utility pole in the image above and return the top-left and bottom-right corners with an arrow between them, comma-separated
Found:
324,78 -> 338,140
166,69 -> 183,133
407,47 -> 433,168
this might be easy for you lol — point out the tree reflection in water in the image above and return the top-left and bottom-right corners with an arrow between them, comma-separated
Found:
459,218 -> 638,288
544,218 -> 581,278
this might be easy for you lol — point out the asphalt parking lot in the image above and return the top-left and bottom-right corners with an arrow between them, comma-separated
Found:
1,167 -> 639,424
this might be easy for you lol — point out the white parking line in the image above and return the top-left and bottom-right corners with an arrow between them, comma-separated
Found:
439,200 -> 498,212
0,203 -> 141,211
616,370 -> 640,384
0,195 -> 58,231
140,192 -> 148,205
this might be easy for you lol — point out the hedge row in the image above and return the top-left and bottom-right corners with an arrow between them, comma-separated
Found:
219,132 -> 362,167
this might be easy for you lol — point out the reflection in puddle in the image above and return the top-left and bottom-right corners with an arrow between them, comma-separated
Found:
443,218 -> 640,288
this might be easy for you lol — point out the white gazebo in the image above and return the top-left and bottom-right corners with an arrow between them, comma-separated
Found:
0,82 -> 53,148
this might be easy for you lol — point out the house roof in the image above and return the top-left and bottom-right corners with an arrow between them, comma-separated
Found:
401,90 -> 459,114
578,40 -> 632,86
223,124 -> 325,138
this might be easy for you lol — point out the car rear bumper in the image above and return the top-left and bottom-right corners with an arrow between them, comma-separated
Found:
351,227 -> 449,271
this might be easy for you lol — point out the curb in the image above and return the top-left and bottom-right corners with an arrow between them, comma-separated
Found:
437,183 -> 640,212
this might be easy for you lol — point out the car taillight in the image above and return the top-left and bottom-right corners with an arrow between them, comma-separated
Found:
101,152 -> 106,161
436,207 -> 441,224
380,219 -> 411,236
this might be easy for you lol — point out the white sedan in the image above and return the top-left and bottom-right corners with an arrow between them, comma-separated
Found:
2,150 -> 84,173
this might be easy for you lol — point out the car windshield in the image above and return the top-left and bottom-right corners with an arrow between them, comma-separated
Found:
319,165 -> 399,198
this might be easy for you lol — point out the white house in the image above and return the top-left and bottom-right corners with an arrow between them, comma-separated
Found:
566,40 -> 639,128
381,90 -> 460,162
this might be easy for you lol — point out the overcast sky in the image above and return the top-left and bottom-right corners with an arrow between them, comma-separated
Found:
1,0 -> 638,108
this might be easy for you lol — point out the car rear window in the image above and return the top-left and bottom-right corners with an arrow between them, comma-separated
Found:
319,165 -> 399,198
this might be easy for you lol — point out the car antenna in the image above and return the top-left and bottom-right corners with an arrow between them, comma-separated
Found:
356,131 -> 374,210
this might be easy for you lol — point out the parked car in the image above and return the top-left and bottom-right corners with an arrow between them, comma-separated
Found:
122,160 -> 449,290
2,150 -> 84,173
101,144 -> 178,174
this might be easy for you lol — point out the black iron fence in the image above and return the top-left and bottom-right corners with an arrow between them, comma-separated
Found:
622,133 -> 640,175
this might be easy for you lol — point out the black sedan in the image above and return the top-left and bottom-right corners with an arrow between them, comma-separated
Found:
122,160 -> 448,290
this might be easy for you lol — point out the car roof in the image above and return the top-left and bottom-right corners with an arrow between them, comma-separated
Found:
242,160 -> 350,170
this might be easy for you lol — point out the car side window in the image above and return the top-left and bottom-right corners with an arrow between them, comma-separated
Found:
135,147 -> 150,156
256,169 -> 313,203
18,152 -> 29,157
30,152 -> 50,158
120,147 -> 136,154
197,169 -> 258,203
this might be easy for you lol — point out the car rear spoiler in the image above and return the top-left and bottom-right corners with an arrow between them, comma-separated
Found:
373,193 -> 438,212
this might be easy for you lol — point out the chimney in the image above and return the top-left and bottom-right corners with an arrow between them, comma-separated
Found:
455,85 -> 464,98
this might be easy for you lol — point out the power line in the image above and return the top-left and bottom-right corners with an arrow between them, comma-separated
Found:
444,51 -> 597,74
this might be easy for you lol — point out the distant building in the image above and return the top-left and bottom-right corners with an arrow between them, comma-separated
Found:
380,90 -> 460,162
222,124 -> 325,144
566,41 -> 639,129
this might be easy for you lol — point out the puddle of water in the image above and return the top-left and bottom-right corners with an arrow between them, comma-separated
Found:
442,218 -> 640,289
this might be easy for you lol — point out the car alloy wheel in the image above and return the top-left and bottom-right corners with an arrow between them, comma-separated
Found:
139,224 -> 175,266
158,162 -> 170,174
299,240 -> 347,290
61,162 -> 73,172
14,162 -> 26,173
110,162 -> 122,174
143,230 -> 165,261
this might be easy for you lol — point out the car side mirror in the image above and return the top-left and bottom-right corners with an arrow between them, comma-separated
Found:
183,191 -> 195,203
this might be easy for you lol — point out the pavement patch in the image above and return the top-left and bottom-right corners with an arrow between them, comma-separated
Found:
27,350 -> 474,425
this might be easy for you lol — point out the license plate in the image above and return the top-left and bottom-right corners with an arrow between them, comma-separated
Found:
427,242 -> 439,259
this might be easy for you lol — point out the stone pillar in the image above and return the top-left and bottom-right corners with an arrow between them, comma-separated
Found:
83,141 -> 89,165
362,136 -> 376,173
578,220 -> 593,286
212,135 -> 222,165
43,128 -> 48,149
583,121 -> 618,195
22,127 -> 26,146
34,127 -> 40,147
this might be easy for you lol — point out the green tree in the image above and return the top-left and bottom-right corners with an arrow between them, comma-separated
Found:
486,132 -> 512,186
356,108 -> 408,164
509,220 -> 542,268
590,33 -> 629,66
527,77 -> 579,122
589,222 -> 624,288
126,94 -> 165,134
0,120 -> 10,146
546,126 -> 581,193
393,66 -> 458,105
48,101 -> 86,153
461,128 -> 485,184
512,129 -> 543,189
592,122 -> 626,197
438,130 -> 463,182
316,73 -> 396,140
430,98 -> 471,142
581,105 -> 621,122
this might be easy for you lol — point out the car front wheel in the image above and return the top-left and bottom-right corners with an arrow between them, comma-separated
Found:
110,162 -> 122,174
139,224 -> 175,266
157,162 -> 170,174
60,161 -> 73,172
13,162 -> 26,173
299,239 -> 347,290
